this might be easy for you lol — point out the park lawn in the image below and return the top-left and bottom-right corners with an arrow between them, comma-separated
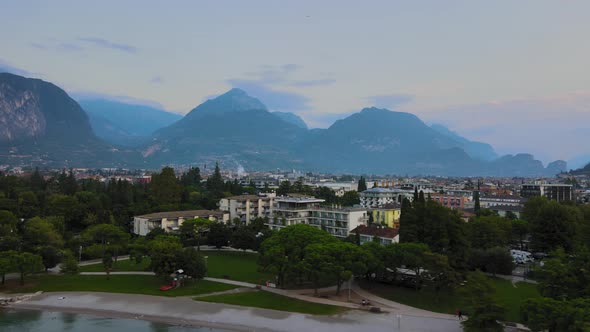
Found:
361,277 -> 540,323
196,290 -> 346,315
5,275 -> 238,297
204,250 -> 274,284
78,251 -> 273,285
79,258 -> 151,272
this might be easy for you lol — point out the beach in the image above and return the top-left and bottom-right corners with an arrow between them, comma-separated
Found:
10,292 -> 462,332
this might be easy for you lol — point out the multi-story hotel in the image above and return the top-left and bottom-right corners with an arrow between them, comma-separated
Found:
218,194 -> 275,224
520,183 -> 573,202
359,187 -> 414,208
266,196 -> 368,238
133,210 -> 228,236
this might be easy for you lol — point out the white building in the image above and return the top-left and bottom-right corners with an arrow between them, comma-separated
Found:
360,187 -> 415,208
266,196 -> 368,238
133,210 -> 228,236
219,194 -> 275,224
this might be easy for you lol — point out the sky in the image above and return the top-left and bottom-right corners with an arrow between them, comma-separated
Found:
0,0 -> 589,165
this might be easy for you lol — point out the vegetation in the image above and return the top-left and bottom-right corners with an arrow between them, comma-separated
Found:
197,290 -> 345,315
4,274 -> 238,297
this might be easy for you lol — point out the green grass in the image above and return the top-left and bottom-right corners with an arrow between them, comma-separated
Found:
4,275 -> 239,297
78,251 -> 273,284
360,277 -> 540,323
79,258 -> 151,272
197,290 -> 346,315
202,251 -> 273,284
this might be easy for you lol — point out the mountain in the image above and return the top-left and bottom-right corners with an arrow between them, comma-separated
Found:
299,107 -> 480,175
570,162 -> 590,175
79,99 -> 182,146
568,154 -> 590,171
0,73 -> 138,167
272,112 -> 308,129
145,88 -> 308,169
430,124 -> 498,161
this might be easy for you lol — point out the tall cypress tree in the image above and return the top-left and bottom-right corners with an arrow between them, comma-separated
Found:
357,177 -> 367,192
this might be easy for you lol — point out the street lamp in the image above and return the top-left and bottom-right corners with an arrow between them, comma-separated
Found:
204,256 -> 208,276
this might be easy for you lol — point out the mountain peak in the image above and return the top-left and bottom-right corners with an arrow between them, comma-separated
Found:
195,88 -> 267,114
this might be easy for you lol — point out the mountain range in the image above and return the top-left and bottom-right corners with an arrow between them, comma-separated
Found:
0,73 -> 573,176
0,73 -> 138,167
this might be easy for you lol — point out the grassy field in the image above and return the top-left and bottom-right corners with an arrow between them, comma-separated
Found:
79,251 -> 273,284
360,277 -> 540,323
204,251 -> 273,284
197,290 -> 346,315
79,258 -> 151,272
3,275 -> 238,297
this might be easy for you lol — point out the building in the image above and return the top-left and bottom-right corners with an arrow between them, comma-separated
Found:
479,195 -> 525,208
430,194 -> 471,210
360,187 -> 414,208
351,225 -> 399,245
219,194 -> 275,224
370,203 -> 401,228
266,196 -> 368,238
133,210 -> 228,236
520,183 -> 573,202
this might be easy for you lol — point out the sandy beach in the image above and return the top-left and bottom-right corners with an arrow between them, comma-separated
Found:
11,292 -> 462,332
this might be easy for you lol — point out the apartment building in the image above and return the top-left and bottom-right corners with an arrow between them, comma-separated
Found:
218,194 -> 275,224
520,183 -> 573,202
133,210 -> 228,236
351,225 -> 399,245
430,193 -> 471,210
266,196 -> 368,238
370,203 -> 401,228
360,187 -> 414,208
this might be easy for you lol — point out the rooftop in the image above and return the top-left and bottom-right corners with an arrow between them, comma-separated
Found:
136,210 -> 224,220
351,225 -> 399,238
275,196 -> 325,204
224,194 -> 272,201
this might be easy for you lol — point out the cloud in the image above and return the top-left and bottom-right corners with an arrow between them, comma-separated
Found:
29,42 -> 48,50
150,76 -> 164,84
77,37 -> 138,54
227,79 -> 311,111
366,94 -> 414,109
57,43 -> 84,52
291,79 -> 336,87
225,64 -> 334,112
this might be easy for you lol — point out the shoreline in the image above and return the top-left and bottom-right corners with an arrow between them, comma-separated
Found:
8,292 -> 462,332
7,304 -> 252,332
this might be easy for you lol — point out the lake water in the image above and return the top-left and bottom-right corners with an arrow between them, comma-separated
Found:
0,309 -> 229,332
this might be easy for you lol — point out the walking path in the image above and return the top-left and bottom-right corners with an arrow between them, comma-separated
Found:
11,292 -> 463,332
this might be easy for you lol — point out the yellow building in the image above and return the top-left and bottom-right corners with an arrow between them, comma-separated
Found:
371,203 -> 401,228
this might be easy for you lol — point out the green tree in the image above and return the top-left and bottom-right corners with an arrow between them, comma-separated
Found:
231,226 -> 256,252
460,271 -> 504,331
81,224 -> 129,259
339,191 -> 360,206
357,177 -> 367,192
0,255 -> 13,284
181,167 -> 202,188
23,217 -> 64,251
150,167 -> 182,207
205,163 -> 224,195
467,215 -> 512,250
8,251 -> 44,286
179,218 -> 212,248
102,252 -> 113,280
276,180 -> 291,196
207,222 -> 230,248
526,198 -> 580,252
18,191 -> 39,218
60,251 -> 79,275
39,246 -> 62,271
148,236 -> 182,279
176,247 -> 207,279
258,224 -> 336,288
522,297 -> 590,332
511,219 -> 529,250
